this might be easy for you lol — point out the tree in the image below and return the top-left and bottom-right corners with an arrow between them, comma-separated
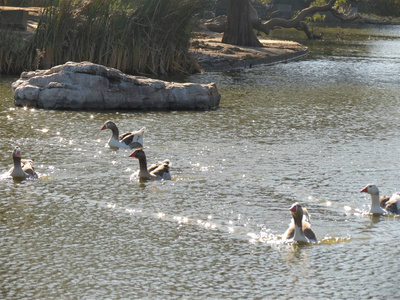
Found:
255,0 -> 360,39
220,0 -> 361,44
222,0 -> 262,46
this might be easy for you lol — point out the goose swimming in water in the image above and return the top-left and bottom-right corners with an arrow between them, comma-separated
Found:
282,202 -> 317,243
101,120 -> 145,149
129,149 -> 171,181
8,146 -> 38,180
360,184 -> 400,215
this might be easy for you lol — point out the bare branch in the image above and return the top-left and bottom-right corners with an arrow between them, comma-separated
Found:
254,0 -> 360,39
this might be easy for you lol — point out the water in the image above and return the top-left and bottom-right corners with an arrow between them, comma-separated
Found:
1,25 -> 400,299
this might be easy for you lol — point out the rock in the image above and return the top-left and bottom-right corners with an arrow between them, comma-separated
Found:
12,61 -> 221,111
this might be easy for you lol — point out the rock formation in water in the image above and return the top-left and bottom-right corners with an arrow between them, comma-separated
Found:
12,61 -> 221,111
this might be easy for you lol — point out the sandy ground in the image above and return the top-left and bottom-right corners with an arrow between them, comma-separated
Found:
190,31 -> 308,72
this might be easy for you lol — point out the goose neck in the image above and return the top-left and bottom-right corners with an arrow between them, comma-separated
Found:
138,155 -> 151,178
293,223 -> 308,242
108,124 -> 119,140
370,193 -> 385,214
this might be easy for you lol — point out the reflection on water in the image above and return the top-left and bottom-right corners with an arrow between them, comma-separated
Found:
1,25 -> 400,299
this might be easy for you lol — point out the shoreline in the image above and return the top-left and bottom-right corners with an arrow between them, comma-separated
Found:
190,32 -> 309,72
0,5 -> 309,75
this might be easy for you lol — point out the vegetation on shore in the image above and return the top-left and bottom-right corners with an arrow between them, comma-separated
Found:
1,0 -> 399,76
0,0 -> 204,76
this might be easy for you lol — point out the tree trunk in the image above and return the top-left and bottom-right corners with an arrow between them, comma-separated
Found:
222,0 -> 262,47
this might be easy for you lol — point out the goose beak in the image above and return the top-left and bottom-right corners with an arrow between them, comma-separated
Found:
129,152 -> 137,157
360,186 -> 368,193
100,125 -> 106,131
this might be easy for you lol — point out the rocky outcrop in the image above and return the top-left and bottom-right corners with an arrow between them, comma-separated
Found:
12,61 -> 221,111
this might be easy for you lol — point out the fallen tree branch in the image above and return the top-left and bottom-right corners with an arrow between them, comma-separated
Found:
253,0 -> 361,39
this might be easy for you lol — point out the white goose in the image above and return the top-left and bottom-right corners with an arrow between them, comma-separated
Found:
360,184 -> 400,215
101,120 -> 145,149
8,147 -> 38,180
282,202 -> 317,243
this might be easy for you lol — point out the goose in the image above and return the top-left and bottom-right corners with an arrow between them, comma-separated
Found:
128,149 -> 171,181
101,120 -> 145,149
380,193 -> 400,215
8,146 -> 38,180
360,184 -> 400,215
282,202 -> 317,243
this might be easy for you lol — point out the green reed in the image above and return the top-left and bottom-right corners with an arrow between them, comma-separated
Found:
1,0 -> 204,75
0,30 -> 30,74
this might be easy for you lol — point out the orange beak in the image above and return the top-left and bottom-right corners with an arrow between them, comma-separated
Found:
101,125 -> 106,131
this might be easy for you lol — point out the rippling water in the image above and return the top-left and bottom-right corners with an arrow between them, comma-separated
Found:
1,25 -> 400,299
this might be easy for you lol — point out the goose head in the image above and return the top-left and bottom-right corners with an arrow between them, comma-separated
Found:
290,202 -> 304,225
360,184 -> 379,196
12,146 -> 22,160
129,149 -> 145,159
100,120 -> 117,131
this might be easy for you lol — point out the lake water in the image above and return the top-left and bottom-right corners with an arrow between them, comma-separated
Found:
1,25 -> 399,299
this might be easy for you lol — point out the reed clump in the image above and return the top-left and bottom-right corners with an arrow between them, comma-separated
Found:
1,0 -> 205,75
0,30 -> 32,74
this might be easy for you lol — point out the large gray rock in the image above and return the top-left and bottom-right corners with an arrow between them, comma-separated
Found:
12,61 -> 221,111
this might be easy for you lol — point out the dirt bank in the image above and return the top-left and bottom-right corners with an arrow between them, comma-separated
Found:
190,31 -> 308,72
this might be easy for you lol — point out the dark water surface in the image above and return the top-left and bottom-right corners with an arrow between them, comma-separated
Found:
1,25 -> 399,299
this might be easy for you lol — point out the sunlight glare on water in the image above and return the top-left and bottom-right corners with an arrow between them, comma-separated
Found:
1,25 -> 400,299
